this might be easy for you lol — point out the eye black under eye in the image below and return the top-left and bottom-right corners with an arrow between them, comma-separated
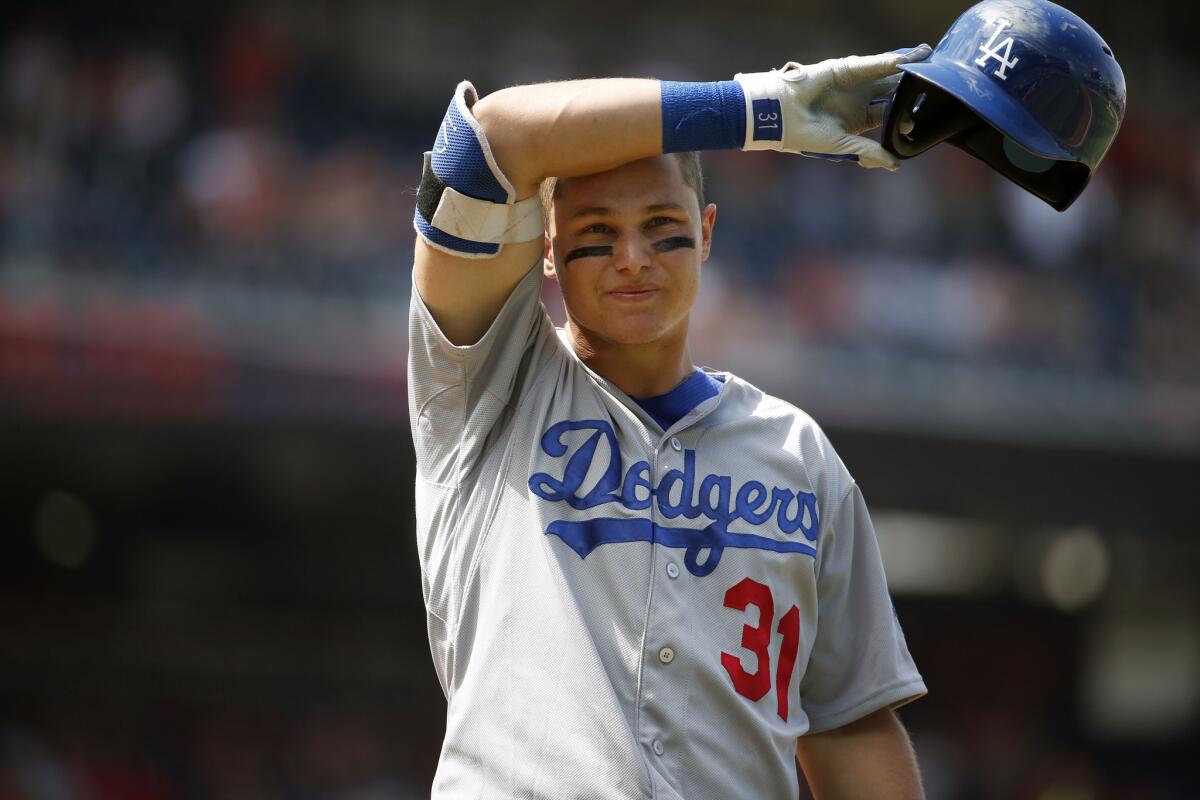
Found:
651,236 -> 696,253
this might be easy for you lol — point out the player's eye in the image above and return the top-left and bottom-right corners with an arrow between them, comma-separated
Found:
646,216 -> 674,228
582,222 -> 611,234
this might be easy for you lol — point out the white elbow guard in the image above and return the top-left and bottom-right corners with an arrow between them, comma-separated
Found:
414,81 -> 544,258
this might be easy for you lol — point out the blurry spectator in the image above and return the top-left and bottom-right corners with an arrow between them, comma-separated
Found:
109,51 -> 187,156
179,126 -> 288,244
0,5 -> 1196,428
999,175 -> 1118,272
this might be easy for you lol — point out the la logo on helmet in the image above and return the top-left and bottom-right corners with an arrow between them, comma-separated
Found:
974,20 -> 1020,79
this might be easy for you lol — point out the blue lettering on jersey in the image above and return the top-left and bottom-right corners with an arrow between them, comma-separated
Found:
529,419 -> 818,576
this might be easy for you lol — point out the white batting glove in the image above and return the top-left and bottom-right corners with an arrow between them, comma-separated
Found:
735,45 -> 932,171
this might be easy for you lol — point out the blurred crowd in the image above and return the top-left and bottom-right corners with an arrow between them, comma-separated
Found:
1,2 -> 1199,427
0,12 -> 416,294
1,708 -> 428,800
0,671 -> 1185,800
2,6 -> 1196,799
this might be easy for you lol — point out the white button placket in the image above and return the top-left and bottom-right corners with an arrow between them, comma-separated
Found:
639,432 -> 692,772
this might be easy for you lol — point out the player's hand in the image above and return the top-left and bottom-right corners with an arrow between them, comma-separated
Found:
735,45 -> 932,171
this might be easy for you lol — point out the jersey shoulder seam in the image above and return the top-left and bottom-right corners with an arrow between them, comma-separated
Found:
835,479 -> 858,511
414,384 -> 468,489
815,479 -> 860,572
447,397 -> 526,645
443,344 -> 566,647
415,469 -> 459,491
512,313 -> 568,407
415,383 -> 461,425
449,310 -> 562,481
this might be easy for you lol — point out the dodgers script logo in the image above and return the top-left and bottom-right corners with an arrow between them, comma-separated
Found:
528,420 -> 819,577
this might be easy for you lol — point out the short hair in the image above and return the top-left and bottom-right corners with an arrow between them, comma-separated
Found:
539,151 -> 705,222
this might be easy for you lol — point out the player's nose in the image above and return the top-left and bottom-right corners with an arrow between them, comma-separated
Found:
611,232 -> 652,275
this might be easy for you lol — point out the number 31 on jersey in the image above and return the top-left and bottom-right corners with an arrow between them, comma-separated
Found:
720,577 -> 801,722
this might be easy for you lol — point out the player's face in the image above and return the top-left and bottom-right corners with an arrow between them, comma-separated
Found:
545,156 -> 716,348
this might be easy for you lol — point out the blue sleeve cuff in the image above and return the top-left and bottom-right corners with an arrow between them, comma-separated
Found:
661,80 -> 747,153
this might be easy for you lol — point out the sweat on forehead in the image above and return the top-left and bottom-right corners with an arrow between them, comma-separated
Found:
540,152 -> 705,219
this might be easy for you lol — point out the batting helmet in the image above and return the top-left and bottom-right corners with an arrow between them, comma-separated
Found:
882,0 -> 1126,211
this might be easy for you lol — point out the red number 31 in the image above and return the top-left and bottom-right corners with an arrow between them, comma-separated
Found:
720,577 -> 801,722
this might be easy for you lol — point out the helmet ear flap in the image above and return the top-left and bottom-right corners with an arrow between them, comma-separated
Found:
953,126 -> 1093,212
882,74 -> 978,159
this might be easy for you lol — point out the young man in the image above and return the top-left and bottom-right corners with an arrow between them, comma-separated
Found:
409,48 -> 930,799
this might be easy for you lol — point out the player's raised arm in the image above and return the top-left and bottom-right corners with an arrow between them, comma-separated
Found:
412,45 -> 930,345
412,79 -> 662,346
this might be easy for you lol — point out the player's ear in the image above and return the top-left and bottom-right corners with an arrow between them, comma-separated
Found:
700,202 -> 717,262
543,232 -> 558,280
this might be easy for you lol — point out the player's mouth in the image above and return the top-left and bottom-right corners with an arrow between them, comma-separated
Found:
607,284 -> 659,301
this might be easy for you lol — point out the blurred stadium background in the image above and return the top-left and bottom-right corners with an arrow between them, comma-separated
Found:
1,0 -> 1197,797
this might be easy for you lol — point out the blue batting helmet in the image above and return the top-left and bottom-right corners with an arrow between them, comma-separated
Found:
882,0 -> 1126,211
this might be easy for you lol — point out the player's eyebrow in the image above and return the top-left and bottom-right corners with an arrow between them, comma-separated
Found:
643,202 -> 688,215
570,206 -> 612,220
569,202 -> 690,220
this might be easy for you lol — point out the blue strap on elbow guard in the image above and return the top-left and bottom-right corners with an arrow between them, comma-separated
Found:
414,81 -> 543,258
660,80 -> 747,153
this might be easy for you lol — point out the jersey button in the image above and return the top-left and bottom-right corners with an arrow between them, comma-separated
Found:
658,646 -> 675,664
666,562 -> 679,579
652,739 -> 665,756
669,437 -> 682,451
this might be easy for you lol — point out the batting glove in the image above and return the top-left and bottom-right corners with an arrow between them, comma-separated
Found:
735,45 -> 932,170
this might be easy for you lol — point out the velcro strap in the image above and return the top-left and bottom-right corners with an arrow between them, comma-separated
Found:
733,69 -> 789,151
430,188 -> 544,244
417,151 -> 447,223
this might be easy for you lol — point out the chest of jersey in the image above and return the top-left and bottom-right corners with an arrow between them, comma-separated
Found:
453,372 -> 826,798
411,272 -> 922,800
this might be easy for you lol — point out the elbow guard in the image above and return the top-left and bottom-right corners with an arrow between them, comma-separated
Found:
414,81 -> 544,258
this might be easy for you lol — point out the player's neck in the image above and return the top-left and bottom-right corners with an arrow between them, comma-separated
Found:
567,320 -> 694,400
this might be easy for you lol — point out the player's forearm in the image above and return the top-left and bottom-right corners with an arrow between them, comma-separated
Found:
469,46 -> 933,200
471,79 -> 664,199
796,708 -> 924,800
433,45 -> 931,213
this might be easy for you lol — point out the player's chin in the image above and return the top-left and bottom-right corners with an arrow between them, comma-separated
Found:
599,314 -> 676,345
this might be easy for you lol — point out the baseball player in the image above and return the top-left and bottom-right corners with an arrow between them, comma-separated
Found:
409,45 -> 931,799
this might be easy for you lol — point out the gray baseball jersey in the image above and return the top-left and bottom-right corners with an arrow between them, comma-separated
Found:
408,261 -> 926,799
